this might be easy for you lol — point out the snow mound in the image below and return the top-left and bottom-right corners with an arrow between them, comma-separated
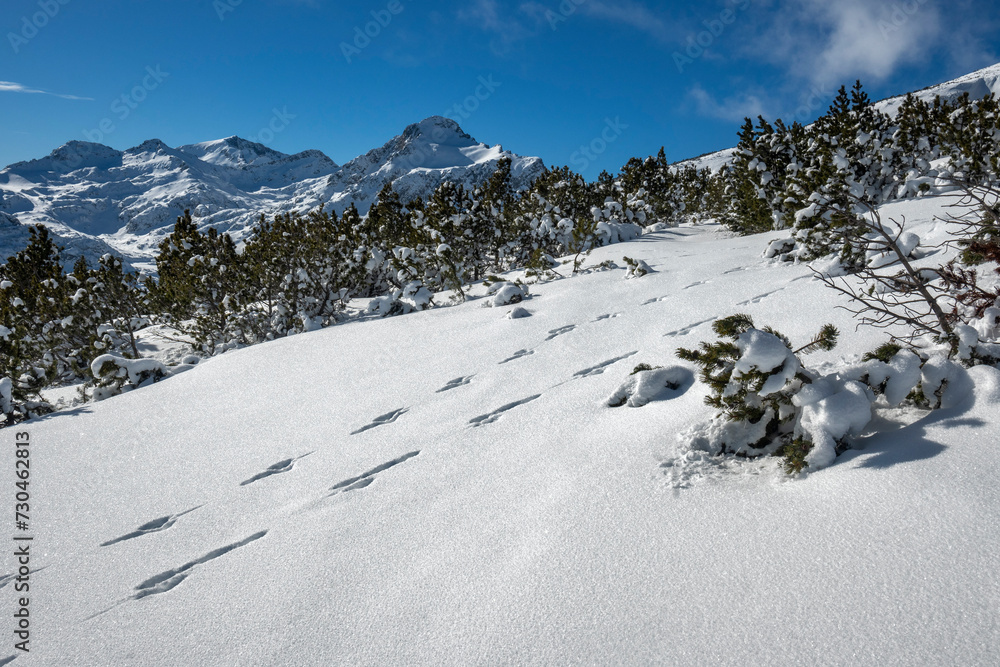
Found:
607,366 -> 693,408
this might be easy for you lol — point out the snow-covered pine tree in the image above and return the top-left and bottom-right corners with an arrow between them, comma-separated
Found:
0,226 -> 63,422
151,211 -> 245,353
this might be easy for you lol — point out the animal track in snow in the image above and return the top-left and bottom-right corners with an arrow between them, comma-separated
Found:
0,566 -> 48,591
641,296 -> 670,306
329,451 -> 421,496
240,452 -> 313,487
437,375 -> 474,393
683,280 -> 710,289
736,289 -> 781,306
132,531 -> 267,602
351,408 -> 409,435
469,395 -> 542,427
87,531 -> 269,620
101,506 -> 203,547
573,352 -> 639,379
664,318 -> 716,337
499,349 -> 534,364
545,325 -> 577,341
592,313 -> 623,322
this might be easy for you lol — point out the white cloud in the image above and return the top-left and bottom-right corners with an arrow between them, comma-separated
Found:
0,81 -> 92,101
749,0 -> 941,89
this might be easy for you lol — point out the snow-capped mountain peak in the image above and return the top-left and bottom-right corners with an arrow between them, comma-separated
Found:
0,117 -> 545,266
6,141 -> 123,176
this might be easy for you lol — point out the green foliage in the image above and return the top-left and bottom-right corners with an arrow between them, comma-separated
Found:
150,210 -> 245,353
782,438 -> 812,475
630,363 -> 659,375
862,342 -> 905,363
678,314 -> 838,471
793,324 -> 840,355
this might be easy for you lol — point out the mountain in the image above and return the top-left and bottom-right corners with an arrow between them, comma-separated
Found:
315,116 -> 544,213
0,117 -> 544,267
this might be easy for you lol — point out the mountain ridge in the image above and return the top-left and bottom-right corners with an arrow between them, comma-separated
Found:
0,116 -> 544,267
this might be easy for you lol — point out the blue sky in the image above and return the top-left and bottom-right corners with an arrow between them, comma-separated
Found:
1,0 -> 998,176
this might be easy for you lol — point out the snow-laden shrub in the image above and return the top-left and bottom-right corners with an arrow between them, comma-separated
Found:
607,365 -> 692,408
622,256 -> 652,280
0,377 -> 11,418
677,315 -> 843,471
678,315 -> 981,474
91,355 -> 169,401
366,281 -> 434,318
486,282 -> 527,307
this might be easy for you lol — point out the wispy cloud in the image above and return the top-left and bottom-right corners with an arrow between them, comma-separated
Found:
458,0 -> 534,54
578,0 -> 674,42
0,81 -> 92,101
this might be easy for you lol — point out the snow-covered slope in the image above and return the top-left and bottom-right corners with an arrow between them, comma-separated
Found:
0,117 -> 543,266
18,193 -> 1000,665
878,61 -> 1000,115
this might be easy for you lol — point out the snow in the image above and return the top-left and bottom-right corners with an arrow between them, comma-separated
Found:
797,379 -> 873,468
13,187 -> 999,665
606,366 -> 693,408
486,282 -> 527,307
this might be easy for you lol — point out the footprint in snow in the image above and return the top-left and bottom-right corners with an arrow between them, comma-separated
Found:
240,452 -> 313,487
573,351 -> 639,379
86,531 -> 269,620
641,296 -> 669,306
545,325 -> 577,341
683,280 -> 710,289
469,395 -> 542,427
100,506 -> 203,547
663,318 -> 716,338
592,313 -> 623,322
499,349 -> 534,364
736,289 -> 782,306
329,451 -> 421,496
436,375 -> 474,393
351,408 -> 408,435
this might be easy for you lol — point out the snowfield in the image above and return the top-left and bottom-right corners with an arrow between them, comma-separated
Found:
13,194 -> 1000,665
